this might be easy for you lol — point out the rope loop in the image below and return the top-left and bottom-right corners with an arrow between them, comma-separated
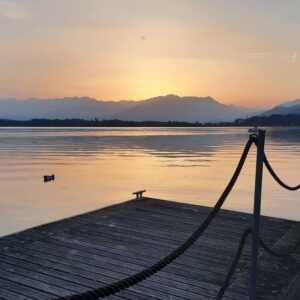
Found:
218,229 -> 300,299
253,138 -> 300,191
259,237 -> 300,258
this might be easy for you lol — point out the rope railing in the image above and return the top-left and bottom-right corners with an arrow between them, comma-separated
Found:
263,154 -> 300,191
259,236 -> 300,258
217,134 -> 300,299
54,134 -> 256,300
216,227 -> 253,300
217,228 -> 300,300
54,131 -> 300,300
252,137 -> 300,191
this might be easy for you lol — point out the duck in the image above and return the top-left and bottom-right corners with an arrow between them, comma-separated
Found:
44,174 -> 55,182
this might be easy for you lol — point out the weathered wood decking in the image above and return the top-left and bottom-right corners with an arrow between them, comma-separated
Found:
0,197 -> 300,300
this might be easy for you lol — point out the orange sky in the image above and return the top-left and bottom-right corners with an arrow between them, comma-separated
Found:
0,1 -> 300,108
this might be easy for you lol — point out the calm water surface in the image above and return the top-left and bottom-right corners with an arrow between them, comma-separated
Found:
0,127 -> 299,236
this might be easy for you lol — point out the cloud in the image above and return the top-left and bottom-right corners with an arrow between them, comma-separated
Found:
292,51 -> 298,64
0,1 -> 31,19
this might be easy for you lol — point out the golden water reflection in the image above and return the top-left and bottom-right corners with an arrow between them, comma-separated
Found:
0,127 -> 299,236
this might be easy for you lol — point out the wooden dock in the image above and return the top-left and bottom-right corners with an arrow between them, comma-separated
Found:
0,197 -> 300,300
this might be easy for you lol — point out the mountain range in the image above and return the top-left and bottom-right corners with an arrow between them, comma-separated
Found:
262,98 -> 300,117
0,95 -> 263,123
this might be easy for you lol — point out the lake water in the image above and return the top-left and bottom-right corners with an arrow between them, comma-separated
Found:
0,127 -> 299,237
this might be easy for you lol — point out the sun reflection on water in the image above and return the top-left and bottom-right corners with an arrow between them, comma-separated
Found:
0,127 -> 299,236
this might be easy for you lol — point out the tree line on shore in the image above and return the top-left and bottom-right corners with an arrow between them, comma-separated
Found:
0,114 -> 300,127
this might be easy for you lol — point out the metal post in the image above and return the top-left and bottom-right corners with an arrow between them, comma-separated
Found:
249,130 -> 265,300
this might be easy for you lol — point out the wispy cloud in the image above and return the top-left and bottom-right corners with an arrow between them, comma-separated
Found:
0,1 -> 31,19
292,51 -> 298,64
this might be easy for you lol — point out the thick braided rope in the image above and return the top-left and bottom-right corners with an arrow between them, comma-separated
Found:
55,136 -> 255,300
216,228 -> 252,300
253,138 -> 300,191
259,237 -> 300,257
216,228 -> 300,300
263,154 -> 300,190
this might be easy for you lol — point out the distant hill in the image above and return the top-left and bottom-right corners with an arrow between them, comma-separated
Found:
111,94 -> 262,122
0,97 -> 136,120
278,98 -> 300,107
234,114 -> 300,126
0,95 -> 262,122
262,98 -> 300,116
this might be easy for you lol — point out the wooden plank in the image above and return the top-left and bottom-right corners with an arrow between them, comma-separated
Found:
6,240 -> 231,296
0,197 -> 299,299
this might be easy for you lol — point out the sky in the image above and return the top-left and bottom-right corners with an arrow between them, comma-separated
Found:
0,0 -> 300,108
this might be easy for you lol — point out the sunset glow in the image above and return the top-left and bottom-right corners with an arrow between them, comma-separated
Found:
1,0 -> 300,107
